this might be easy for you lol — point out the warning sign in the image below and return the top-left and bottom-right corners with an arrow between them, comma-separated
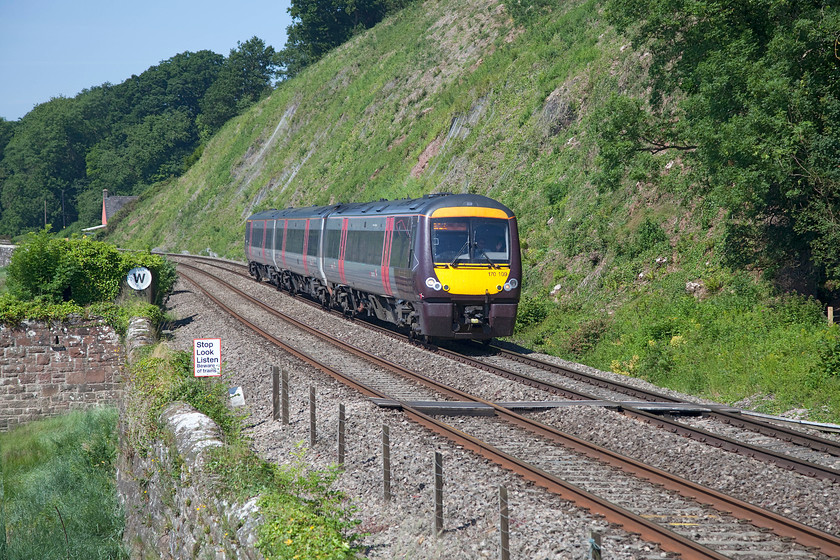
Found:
193,338 -> 221,377
127,267 -> 152,290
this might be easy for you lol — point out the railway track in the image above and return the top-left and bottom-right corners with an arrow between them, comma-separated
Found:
169,254 -> 840,481
173,258 -> 840,559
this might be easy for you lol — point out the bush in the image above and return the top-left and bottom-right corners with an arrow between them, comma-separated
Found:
561,316 -> 610,356
7,229 -> 175,305
126,345 -> 363,560
515,294 -> 550,330
126,347 -> 245,448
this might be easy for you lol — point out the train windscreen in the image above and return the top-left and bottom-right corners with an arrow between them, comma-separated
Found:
431,218 -> 510,266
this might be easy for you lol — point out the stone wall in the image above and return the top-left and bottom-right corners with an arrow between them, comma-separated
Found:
117,402 -> 263,560
117,317 -> 263,559
0,318 -> 123,431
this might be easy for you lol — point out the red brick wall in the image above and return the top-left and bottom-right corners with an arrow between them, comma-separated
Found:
0,320 -> 124,431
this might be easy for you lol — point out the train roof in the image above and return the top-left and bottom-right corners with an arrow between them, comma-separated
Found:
246,193 -> 514,222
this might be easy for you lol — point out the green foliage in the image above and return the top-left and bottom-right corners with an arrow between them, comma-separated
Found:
125,345 -> 362,559
818,326 -> 840,378
254,445 -> 360,560
0,408 -> 127,559
626,217 -> 668,258
203,442 -> 360,560
603,0 -> 840,292
519,272 -> 840,421
515,294 -> 550,330
197,38 -> 281,140
6,229 -> 175,306
92,0 -> 837,426
280,0 -> 414,77
0,43 -> 286,236
0,294 -> 84,326
503,0 -> 554,25
561,316 -> 610,357
126,347 -> 245,448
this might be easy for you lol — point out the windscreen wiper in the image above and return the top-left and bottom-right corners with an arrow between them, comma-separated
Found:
477,249 -> 499,269
449,240 -> 471,267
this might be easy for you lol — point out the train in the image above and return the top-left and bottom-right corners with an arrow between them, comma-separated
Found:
244,193 -> 521,340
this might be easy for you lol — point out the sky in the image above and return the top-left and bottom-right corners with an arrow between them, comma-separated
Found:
0,0 -> 293,121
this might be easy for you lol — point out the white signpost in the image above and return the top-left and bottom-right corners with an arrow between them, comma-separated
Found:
126,267 -> 152,290
193,338 -> 221,377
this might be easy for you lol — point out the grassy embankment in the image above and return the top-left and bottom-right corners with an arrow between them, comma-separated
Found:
104,0 -> 840,421
0,409 -> 126,559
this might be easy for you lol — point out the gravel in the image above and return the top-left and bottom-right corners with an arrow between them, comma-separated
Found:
163,266 -> 840,559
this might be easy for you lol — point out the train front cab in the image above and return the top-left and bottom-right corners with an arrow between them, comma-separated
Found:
416,205 -> 521,339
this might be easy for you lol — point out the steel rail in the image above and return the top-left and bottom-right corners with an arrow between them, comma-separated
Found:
177,263 -> 840,558
492,346 -> 840,457
171,254 -> 840,481
438,347 -> 840,482
177,265 -> 729,559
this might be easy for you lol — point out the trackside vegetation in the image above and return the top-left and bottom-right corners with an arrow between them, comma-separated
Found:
0,408 -> 127,559
0,230 -> 174,331
0,233 -> 176,558
124,346 -> 362,559
1,230 -> 360,557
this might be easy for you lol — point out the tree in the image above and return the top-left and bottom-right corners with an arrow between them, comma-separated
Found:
198,37 -> 280,138
278,0 -> 412,78
603,0 -> 840,292
0,98 -> 91,235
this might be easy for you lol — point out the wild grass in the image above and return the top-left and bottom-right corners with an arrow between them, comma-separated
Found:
516,267 -> 840,423
0,408 -> 126,560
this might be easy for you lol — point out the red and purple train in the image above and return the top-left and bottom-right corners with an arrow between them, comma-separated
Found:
245,193 -> 521,340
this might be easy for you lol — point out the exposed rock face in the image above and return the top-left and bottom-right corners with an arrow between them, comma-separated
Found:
0,244 -> 15,266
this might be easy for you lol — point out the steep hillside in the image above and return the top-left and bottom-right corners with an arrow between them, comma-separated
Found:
106,0 -> 840,421
106,0 -> 611,263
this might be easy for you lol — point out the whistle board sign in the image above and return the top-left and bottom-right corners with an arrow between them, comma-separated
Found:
193,338 -> 221,377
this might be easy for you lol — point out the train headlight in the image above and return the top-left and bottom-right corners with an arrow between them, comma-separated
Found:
504,278 -> 518,292
426,277 -> 442,291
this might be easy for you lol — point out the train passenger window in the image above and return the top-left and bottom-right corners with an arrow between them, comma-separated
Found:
307,227 -> 320,257
286,226 -> 305,254
266,222 -> 275,251
325,227 -> 341,259
275,221 -> 284,250
391,229 -> 412,268
346,230 -> 385,265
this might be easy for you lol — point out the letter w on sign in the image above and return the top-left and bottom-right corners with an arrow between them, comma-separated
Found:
126,267 -> 152,290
